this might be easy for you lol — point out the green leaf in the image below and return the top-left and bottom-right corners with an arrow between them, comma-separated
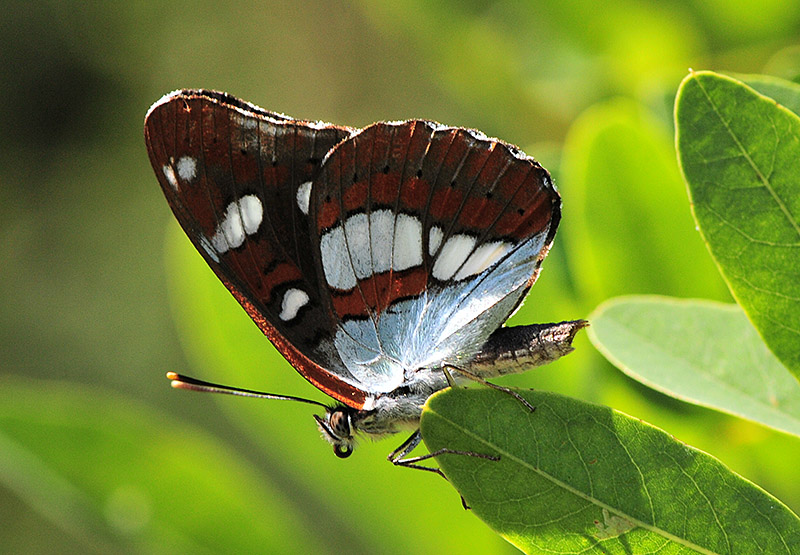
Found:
675,70 -> 800,380
421,387 -> 800,554
740,74 -> 800,117
588,296 -> 800,437
0,377 -> 326,553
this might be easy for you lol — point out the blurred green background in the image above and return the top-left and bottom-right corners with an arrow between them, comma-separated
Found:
2,1 -> 800,553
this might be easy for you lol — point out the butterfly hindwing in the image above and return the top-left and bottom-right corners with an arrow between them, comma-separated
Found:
309,120 -> 560,392
144,90 -> 370,408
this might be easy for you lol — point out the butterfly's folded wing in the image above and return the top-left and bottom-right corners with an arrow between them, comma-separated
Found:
309,120 -> 560,393
144,90 -> 372,408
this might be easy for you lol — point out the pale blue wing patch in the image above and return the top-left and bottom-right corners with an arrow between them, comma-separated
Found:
326,225 -> 551,394
333,318 -> 405,392
391,228 -> 550,374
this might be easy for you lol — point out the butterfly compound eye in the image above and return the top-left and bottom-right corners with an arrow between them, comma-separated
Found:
334,443 -> 353,458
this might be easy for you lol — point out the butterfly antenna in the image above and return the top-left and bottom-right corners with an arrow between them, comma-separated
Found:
166,372 -> 329,409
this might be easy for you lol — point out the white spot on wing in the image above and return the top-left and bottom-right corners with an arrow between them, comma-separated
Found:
428,226 -> 443,256
321,211 -> 424,289
279,288 -> 310,321
176,156 -> 197,182
162,165 -> 178,190
239,195 -> 262,234
370,210 -> 394,274
321,225 -> 357,290
393,214 -> 422,271
453,240 -> 513,280
296,181 -> 312,215
345,213 -> 371,279
209,195 -> 263,253
432,234 -> 476,281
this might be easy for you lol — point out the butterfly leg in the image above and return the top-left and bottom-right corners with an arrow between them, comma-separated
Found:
389,430 -> 500,475
441,366 -> 459,388
388,430 -> 443,476
389,430 -> 500,509
443,364 -> 537,413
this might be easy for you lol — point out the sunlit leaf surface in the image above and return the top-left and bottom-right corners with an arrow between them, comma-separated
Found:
676,71 -> 800,380
589,296 -> 800,437
422,387 -> 800,554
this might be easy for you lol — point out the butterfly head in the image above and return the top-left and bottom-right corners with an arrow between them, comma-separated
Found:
314,405 -> 357,458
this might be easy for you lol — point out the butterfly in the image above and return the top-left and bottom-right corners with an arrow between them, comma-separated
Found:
144,90 -> 585,463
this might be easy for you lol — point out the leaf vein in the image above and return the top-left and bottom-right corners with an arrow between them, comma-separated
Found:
431,409 -> 720,554
694,76 -> 800,239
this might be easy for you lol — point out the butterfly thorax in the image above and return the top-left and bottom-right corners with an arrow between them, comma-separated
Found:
315,368 -> 450,456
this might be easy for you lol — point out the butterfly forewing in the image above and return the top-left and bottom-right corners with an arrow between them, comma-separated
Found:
309,120 -> 560,392
144,90 -> 370,408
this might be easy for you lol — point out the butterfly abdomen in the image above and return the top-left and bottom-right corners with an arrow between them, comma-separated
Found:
466,320 -> 588,377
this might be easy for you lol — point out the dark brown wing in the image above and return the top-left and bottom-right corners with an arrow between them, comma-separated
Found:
144,90 -> 370,408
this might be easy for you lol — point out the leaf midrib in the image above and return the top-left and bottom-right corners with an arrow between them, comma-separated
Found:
692,74 -> 800,239
431,408 -> 721,555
